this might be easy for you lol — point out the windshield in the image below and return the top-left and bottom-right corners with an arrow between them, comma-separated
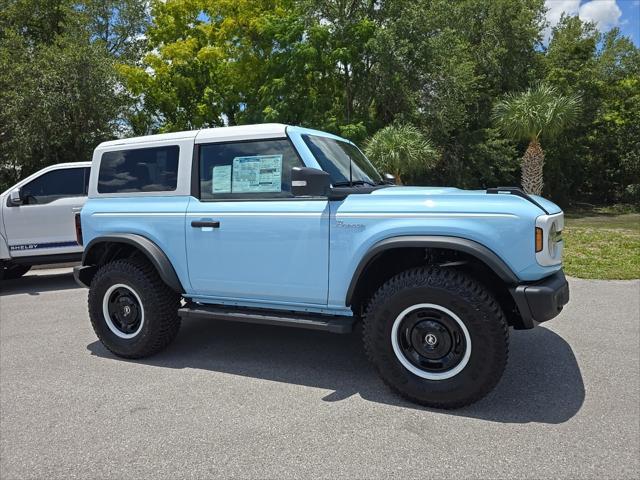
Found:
302,134 -> 383,186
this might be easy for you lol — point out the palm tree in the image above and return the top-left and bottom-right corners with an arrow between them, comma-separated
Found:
492,84 -> 580,195
364,124 -> 438,185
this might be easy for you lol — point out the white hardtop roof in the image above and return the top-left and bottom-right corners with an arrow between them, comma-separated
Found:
97,123 -> 289,148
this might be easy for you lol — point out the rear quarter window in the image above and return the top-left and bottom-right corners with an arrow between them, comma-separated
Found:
98,146 -> 179,194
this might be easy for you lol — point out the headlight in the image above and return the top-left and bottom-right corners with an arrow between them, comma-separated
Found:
535,213 -> 564,266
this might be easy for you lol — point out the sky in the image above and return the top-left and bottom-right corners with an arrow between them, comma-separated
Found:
544,0 -> 640,45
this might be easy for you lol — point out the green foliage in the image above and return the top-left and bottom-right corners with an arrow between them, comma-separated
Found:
450,128 -> 520,189
542,18 -> 640,205
563,214 -> 640,279
364,124 -> 438,184
0,0 -> 146,191
369,0 -> 546,187
81,0 -> 149,62
492,84 -> 581,142
118,0 -> 388,135
491,83 -> 581,195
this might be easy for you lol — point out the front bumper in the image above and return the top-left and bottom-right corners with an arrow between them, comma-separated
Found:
510,270 -> 570,329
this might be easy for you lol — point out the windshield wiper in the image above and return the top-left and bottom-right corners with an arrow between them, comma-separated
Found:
332,180 -> 377,188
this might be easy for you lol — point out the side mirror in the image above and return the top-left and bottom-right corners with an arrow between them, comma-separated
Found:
383,173 -> 397,185
291,167 -> 330,197
8,188 -> 23,206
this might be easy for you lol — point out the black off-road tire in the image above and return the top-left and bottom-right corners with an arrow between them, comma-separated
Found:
88,259 -> 181,358
363,267 -> 508,409
1,264 -> 31,280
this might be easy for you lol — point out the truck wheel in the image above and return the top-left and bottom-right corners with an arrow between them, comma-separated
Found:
1,264 -> 31,280
88,259 -> 181,359
363,267 -> 508,409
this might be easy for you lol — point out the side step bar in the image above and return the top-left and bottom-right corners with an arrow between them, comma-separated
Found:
178,304 -> 356,334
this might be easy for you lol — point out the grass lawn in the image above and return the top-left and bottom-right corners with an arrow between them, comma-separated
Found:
563,211 -> 639,280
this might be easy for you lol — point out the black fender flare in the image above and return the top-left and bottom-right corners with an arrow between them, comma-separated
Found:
79,234 -> 184,293
345,235 -> 520,306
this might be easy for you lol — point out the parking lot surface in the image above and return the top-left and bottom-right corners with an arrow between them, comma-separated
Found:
1,268 -> 639,479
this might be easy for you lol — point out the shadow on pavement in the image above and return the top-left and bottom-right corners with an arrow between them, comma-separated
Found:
0,270 -> 79,296
87,319 -> 584,424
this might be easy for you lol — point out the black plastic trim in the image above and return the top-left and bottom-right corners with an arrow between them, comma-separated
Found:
191,220 -> 220,228
510,270 -> 569,329
190,143 -> 200,198
346,235 -> 520,306
486,186 -> 549,214
81,234 -> 184,293
328,185 -> 390,200
73,265 -> 97,288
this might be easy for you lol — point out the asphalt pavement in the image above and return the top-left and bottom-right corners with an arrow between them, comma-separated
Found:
0,268 -> 638,479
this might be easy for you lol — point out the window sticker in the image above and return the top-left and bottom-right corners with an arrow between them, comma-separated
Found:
231,155 -> 282,193
212,164 -> 232,193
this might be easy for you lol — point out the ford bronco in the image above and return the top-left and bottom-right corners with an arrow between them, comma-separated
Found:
74,124 -> 569,408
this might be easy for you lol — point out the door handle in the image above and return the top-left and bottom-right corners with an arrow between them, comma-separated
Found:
191,220 -> 220,228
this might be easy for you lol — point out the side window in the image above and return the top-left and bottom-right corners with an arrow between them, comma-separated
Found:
199,139 -> 303,200
21,167 -> 86,205
98,146 -> 179,194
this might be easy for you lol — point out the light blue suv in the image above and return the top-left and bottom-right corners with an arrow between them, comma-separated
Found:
74,123 -> 569,408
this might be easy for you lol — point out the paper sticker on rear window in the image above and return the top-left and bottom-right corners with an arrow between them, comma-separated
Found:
231,155 -> 282,193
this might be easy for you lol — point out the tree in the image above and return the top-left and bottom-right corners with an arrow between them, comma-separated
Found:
542,17 -> 640,205
584,29 -> 640,205
541,15 -> 599,203
118,0 -> 298,132
0,0 -> 147,191
118,0 -> 385,139
367,0 -> 545,187
491,84 -> 580,195
81,0 -> 149,62
364,124 -> 438,184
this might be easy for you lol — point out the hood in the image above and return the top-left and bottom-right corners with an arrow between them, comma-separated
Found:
368,186 -> 562,215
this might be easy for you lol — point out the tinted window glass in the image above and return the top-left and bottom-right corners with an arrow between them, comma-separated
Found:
199,139 -> 302,200
98,146 -> 179,194
302,135 -> 382,186
21,167 -> 86,205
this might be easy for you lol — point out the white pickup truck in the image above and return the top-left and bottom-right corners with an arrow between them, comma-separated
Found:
0,162 -> 91,280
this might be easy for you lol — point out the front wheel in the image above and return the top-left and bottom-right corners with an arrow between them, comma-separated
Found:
88,259 -> 181,358
363,267 -> 508,409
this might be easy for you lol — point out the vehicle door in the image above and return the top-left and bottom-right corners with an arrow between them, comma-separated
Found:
185,138 -> 330,305
2,166 -> 89,257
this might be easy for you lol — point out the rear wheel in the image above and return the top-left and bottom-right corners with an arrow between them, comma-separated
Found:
88,259 -> 181,358
1,263 -> 31,280
363,267 -> 508,409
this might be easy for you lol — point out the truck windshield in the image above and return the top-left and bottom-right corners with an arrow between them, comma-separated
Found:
302,134 -> 383,186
